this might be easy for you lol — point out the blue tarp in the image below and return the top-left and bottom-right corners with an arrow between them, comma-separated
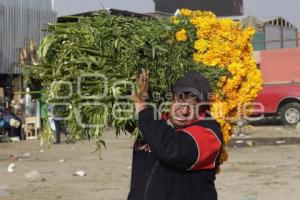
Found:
0,119 -> 5,128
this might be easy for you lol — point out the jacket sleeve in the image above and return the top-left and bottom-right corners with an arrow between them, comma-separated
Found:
138,106 -> 198,170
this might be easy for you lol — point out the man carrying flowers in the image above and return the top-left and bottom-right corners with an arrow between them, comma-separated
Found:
128,70 -> 224,200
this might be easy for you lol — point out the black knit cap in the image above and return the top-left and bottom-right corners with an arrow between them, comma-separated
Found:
173,71 -> 212,101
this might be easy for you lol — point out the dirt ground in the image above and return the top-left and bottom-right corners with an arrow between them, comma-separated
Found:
1,125 -> 300,200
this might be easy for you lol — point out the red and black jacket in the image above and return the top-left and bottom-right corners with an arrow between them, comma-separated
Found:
128,106 -> 223,200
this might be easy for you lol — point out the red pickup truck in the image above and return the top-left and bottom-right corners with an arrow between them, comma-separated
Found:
254,48 -> 300,126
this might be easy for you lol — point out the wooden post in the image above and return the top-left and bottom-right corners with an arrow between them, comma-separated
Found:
29,39 -> 39,65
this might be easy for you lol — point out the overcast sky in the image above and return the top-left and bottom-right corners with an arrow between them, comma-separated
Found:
54,0 -> 300,28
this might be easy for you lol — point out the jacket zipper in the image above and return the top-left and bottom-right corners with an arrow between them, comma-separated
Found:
143,161 -> 159,200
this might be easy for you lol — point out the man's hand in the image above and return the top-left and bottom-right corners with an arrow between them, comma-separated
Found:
132,68 -> 149,113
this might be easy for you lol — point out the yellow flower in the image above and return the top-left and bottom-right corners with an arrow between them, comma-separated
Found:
171,16 -> 180,25
194,39 -> 209,52
220,147 -> 229,163
193,53 -> 203,62
245,27 -> 256,39
180,8 -> 192,17
176,29 -> 187,42
228,62 -> 243,74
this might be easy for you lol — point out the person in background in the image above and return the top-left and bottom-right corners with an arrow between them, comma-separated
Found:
0,108 -> 5,128
128,71 -> 224,200
48,103 -> 66,144
48,117 -> 63,144
0,108 -> 22,139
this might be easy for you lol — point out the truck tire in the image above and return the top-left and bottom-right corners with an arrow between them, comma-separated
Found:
280,102 -> 300,126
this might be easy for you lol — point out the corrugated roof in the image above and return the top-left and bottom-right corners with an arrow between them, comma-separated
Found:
223,16 -> 298,30
240,16 -> 264,32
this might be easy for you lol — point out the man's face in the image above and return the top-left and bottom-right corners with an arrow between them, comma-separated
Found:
169,93 -> 200,128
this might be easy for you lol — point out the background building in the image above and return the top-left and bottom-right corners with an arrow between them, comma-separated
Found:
239,16 -> 298,50
154,0 -> 243,16
0,0 -> 56,108
0,0 -> 56,75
